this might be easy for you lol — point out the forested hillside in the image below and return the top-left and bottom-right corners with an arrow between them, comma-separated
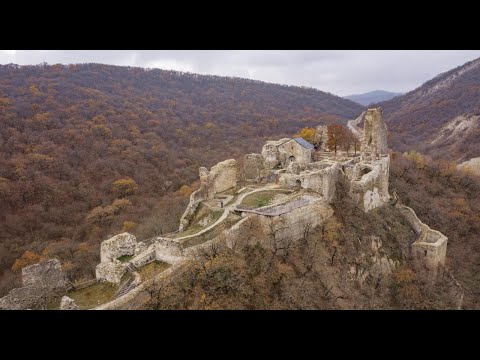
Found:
380,57 -> 480,162
389,152 -> 480,308
0,63 -> 363,294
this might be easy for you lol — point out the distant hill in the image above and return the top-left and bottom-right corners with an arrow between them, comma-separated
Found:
0,63 -> 363,295
344,90 -> 403,106
379,57 -> 480,162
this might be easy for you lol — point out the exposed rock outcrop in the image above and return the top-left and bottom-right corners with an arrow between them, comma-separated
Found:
179,159 -> 238,231
261,138 -> 290,169
202,159 -> 238,198
457,156 -> 480,176
22,259 -> 70,291
60,296 -> 79,310
96,259 -> 126,284
315,125 -> 329,151
347,236 -> 400,285
0,285 -> 47,310
0,259 -> 70,310
243,153 -> 265,181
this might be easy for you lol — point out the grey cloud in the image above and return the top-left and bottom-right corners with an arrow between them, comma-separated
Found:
1,50 -> 480,96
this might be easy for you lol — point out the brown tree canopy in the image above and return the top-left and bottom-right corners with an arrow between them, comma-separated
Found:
326,124 -> 355,155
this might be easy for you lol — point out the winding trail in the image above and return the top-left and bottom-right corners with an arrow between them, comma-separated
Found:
347,111 -> 365,140
173,185 -> 283,241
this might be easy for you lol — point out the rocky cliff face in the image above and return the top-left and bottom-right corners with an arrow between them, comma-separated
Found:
380,56 -> 480,162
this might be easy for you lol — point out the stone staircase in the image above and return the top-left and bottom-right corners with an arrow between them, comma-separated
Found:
115,263 -> 140,299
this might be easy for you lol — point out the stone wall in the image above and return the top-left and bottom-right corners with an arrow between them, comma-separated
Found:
277,139 -> 312,166
261,138 -> 291,169
224,216 -> 259,249
362,107 -> 388,159
178,191 -> 202,231
155,237 -> 184,264
179,159 -> 237,231
243,153 -> 265,181
279,163 -> 342,203
94,261 -> 188,310
0,259 -> 70,310
130,244 -> 157,268
202,159 -> 238,198
315,125 -> 329,151
95,260 -> 126,284
348,156 -> 390,212
0,285 -> 47,310
226,199 -> 334,252
395,204 -> 425,234
22,259 -> 70,291
100,232 -> 137,263
96,233 -> 139,284
256,200 -> 333,250
395,204 -> 448,277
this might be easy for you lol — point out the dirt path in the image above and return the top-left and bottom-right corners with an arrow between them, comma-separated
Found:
173,185 -> 283,241
347,111 -> 365,140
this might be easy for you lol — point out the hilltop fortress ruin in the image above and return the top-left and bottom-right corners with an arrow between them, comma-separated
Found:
0,107 -> 452,310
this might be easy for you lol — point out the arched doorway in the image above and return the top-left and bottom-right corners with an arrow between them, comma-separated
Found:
296,179 -> 302,187
289,155 -> 295,165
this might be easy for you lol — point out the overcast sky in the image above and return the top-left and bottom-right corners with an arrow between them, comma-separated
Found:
1,50 -> 479,96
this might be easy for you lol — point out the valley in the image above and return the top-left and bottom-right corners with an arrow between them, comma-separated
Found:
0,54 -> 480,309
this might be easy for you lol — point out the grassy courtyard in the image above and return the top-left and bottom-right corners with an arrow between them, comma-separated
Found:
66,282 -> 119,309
240,190 -> 290,209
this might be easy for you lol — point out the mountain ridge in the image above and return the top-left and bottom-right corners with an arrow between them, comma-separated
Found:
345,90 -> 403,106
379,56 -> 480,162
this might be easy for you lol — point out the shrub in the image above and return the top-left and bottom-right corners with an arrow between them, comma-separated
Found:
111,178 -> 139,198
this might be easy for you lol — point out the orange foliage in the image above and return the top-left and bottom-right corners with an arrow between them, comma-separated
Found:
11,250 -> 42,272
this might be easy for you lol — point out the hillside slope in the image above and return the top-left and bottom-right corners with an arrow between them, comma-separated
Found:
141,180 -> 465,310
137,152 -> 480,310
379,57 -> 480,162
0,63 -> 363,293
345,90 -> 403,106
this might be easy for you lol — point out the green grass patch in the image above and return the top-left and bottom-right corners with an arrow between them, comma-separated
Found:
117,255 -> 133,263
240,190 -> 290,209
66,282 -> 119,309
212,210 -> 223,221
47,297 -> 62,310
137,261 -> 170,280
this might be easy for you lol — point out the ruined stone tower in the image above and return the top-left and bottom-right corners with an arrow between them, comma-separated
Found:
362,107 -> 388,159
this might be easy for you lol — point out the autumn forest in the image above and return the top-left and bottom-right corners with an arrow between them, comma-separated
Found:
1,62 -> 479,309
0,63 -> 362,295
